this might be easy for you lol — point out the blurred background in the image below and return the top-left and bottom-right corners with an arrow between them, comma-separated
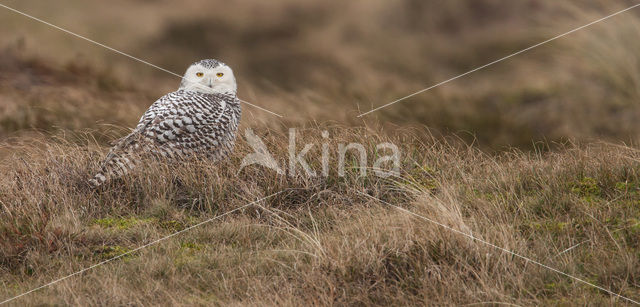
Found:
1,0 -> 640,150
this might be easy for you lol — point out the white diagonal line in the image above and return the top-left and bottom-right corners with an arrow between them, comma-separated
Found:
555,240 -> 590,258
0,190 -> 285,305
0,2 -> 182,79
357,3 -> 640,117
0,2 -> 283,118
239,99 -> 284,118
357,192 -> 640,305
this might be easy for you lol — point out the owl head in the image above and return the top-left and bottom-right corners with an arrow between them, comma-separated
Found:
179,59 -> 237,95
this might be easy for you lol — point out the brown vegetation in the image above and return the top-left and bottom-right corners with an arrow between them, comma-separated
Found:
1,0 -> 640,305
2,129 -> 640,305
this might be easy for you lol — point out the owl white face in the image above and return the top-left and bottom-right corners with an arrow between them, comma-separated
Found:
179,62 -> 237,95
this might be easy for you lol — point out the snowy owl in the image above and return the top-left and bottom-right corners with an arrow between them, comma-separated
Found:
89,59 -> 241,187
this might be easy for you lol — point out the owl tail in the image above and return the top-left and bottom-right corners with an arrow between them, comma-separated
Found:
89,153 -> 136,188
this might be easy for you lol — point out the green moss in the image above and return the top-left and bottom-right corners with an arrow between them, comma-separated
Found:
571,177 -> 600,195
158,220 -> 187,232
614,181 -> 640,200
616,181 -> 631,191
571,177 -> 602,202
94,245 -> 135,260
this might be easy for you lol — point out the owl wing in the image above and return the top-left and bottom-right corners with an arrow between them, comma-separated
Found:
135,91 -> 229,157
90,91 -> 227,187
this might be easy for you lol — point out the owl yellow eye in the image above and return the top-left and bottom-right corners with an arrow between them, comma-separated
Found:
216,73 -> 224,77
196,72 -> 204,77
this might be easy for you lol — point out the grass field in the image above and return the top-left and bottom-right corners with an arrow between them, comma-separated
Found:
2,0 -> 640,305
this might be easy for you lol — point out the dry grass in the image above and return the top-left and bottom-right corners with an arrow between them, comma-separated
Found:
2,0 -> 640,305
2,129 -> 640,305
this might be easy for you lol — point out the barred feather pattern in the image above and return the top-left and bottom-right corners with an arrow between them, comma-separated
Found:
90,90 -> 241,187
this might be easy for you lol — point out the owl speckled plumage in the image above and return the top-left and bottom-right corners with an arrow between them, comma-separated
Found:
90,59 -> 241,187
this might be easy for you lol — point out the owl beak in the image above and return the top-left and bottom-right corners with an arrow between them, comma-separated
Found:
207,78 -> 214,88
